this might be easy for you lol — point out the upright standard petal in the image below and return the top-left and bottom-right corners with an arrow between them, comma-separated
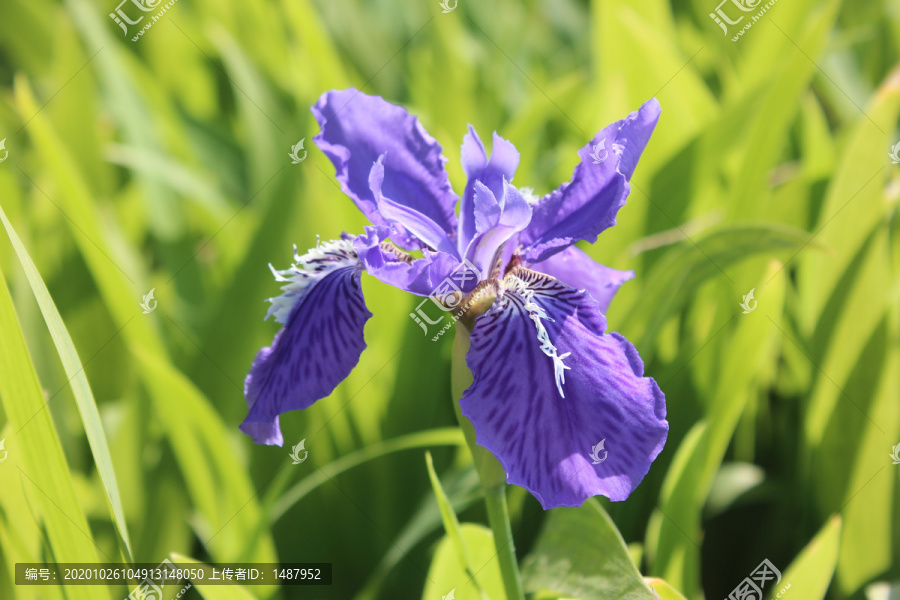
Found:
531,246 -> 633,314
459,268 -> 667,508
518,99 -> 661,264
312,89 -> 458,250
465,180 -> 532,278
241,239 -> 372,445
458,127 -> 520,254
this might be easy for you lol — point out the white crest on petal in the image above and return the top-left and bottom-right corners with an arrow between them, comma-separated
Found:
501,272 -> 572,398
266,238 -> 359,324
517,186 -> 539,206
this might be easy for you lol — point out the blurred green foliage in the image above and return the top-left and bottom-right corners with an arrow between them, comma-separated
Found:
0,0 -> 898,598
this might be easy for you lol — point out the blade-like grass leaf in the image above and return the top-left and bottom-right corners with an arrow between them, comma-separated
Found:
764,516 -> 842,600
0,263 -> 105,600
0,203 -> 133,559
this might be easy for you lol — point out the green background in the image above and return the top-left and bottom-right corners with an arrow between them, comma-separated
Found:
0,0 -> 897,598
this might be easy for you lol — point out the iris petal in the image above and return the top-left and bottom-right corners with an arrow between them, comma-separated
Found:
465,180 -> 532,278
312,89 -> 458,251
531,246 -> 634,314
518,99 -> 661,264
459,268 -> 667,507
369,155 -> 458,256
240,239 -> 372,445
353,226 -> 465,296
458,126 -> 520,254
473,180 -> 502,234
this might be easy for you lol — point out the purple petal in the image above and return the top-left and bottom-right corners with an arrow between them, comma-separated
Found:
473,180 -> 502,234
312,89 -> 458,250
459,268 -> 667,507
369,155 -> 457,256
353,226 -> 463,296
241,343 -> 284,446
241,241 -> 372,445
458,127 -> 520,254
531,246 -> 634,314
465,181 -> 533,277
519,99 -> 661,264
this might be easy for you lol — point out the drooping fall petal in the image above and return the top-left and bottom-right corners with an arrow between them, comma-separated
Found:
241,239 -> 372,445
459,268 -> 667,507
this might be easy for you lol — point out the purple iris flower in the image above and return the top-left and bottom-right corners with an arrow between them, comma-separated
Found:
241,89 -> 668,508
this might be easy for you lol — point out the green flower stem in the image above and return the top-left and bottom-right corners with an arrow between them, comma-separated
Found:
452,325 -> 525,600
482,484 -> 524,600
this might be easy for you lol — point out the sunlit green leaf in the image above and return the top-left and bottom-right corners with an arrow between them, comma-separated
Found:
421,524 -> 505,600
0,264 -> 105,600
0,203 -> 133,559
764,516 -> 842,600
521,499 -> 656,599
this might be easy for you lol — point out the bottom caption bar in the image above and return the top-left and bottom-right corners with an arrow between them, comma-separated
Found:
16,561 -> 332,585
